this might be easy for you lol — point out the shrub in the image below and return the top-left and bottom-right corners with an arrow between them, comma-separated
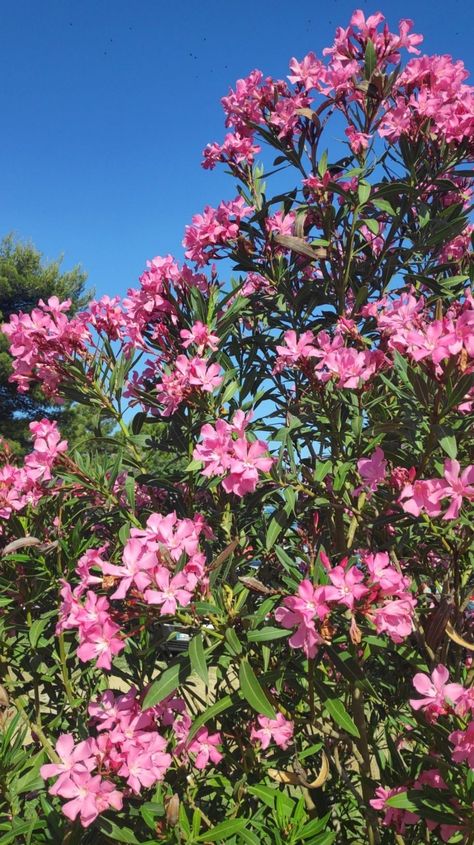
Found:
1,9 -> 474,844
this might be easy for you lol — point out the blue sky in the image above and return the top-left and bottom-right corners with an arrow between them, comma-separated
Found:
1,0 -> 473,300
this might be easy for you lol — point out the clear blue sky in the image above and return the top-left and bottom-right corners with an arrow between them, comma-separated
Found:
1,0 -> 473,300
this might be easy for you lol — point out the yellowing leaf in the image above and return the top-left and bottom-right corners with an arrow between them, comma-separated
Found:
445,621 -> 474,651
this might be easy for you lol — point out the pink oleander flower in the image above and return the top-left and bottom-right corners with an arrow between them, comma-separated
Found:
324,564 -> 368,610
319,347 -> 384,389
274,580 -> 329,658
75,547 -> 107,589
274,330 -> 317,372
131,510 -> 205,561
265,210 -> 296,238
2,296 -> 90,396
345,125 -> 372,154
202,132 -> 261,170
193,419 -> 234,476
433,459 -> 474,520
379,53 -> 474,147
356,447 -> 387,494
288,52 -> 324,90
399,478 -> 444,518
86,295 -> 125,340
21,419 -> 68,488
222,438 -> 274,497
410,665 -> 464,718
450,722 -> 474,768
76,618 -> 124,670
193,415 -> 273,498
186,728 -> 223,770
144,567 -> 193,615
250,713 -> 294,750
183,197 -> 253,266
57,771 -> 123,827
363,552 -> 408,596
188,357 -> 223,393
372,596 -> 416,643
88,688 -> 137,731
118,734 -> 172,793
154,354 -> 223,416
75,591 -> 113,630
101,538 -> 156,599
180,321 -> 220,354
454,686 -> 474,717
40,734 -> 96,793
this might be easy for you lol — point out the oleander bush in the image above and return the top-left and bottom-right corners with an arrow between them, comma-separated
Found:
1,9 -> 474,844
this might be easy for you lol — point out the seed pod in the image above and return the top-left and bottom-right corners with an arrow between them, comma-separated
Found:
165,793 -> 180,827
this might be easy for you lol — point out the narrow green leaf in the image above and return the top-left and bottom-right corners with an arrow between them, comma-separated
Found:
324,698 -> 360,738
300,814 -> 331,839
266,498 -> 295,551
239,659 -> 276,718
187,694 -> 236,743
439,434 -> 457,459
143,659 -> 190,709
98,819 -> 140,843
247,784 -> 278,808
364,38 -> 377,79
385,791 -> 418,812
358,181 -> 371,205
197,818 -> 248,841
225,627 -> 243,655
318,149 -> 328,177
239,829 -> 261,845
29,616 -> 50,648
189,634 -> 208,686
312,833 -> 336,845
247,627 -> 289,643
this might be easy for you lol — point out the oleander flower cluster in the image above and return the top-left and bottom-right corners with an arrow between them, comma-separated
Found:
1,8 -> 474,843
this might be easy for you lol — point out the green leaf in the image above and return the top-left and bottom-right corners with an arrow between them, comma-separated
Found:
225,627 -> 243,655
324,645 -> 378,698
439,434 -> 457,459
28,616 -> 51,648
300,814 -> 331,839
361,217 -> 379,235
358,181 -> 371,205
98,819 -> 141,843
311,833 -> 336,845
0,823 -> 42,845
385,791 -> 418,812
187,694 -> 236,742
220,379 -> 239,404
239,658 -> 276,718
324,697 -> 360,738
247,784 -> 278,808
372,197 -> 395,215
179,804 -> 191,836
364,38 -> 377,79
318,149 -> 328,177
189,634 -> 208,686
266,494 -> 295,551
142,659 -> 190,709
186,459 -> 203,472
131,411 -> 147,435
197,818 -> 248,841
239,830 -> 261,845
274,544 -> 295,572
247,627 -> 289,643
